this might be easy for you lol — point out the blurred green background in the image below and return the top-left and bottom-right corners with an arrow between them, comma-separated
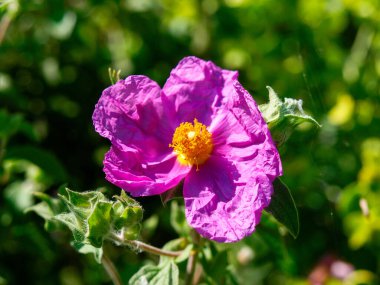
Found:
1,0 -> 380,284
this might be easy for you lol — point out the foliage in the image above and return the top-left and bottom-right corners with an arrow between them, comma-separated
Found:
1,0 -> 380,284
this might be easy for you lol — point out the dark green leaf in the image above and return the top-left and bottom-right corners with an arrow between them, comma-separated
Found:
0,110 -> 23,139
202,250 -> 228,285
265,178 -> 299,238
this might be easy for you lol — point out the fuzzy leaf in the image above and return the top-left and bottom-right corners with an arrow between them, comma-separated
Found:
265,178 -> 299,238
87,201 -> 113,247
29,188 -> 143,263
54,212 -> 86,242
72,241 -> 103,264
259,86 -> 321,146
129,261 -> 179,285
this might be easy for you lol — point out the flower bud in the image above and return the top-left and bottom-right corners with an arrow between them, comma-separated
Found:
124,223 -> 141,240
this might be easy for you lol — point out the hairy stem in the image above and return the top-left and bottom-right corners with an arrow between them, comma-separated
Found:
109,234 -> 183,258
126,240 -> 183,258
101,253 -> 123,285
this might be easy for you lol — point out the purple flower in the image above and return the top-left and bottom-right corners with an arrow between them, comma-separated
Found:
93,56 -> 282,242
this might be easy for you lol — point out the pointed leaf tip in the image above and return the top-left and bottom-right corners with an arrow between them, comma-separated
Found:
259,86 -> 321,146
265,178 -> 299,238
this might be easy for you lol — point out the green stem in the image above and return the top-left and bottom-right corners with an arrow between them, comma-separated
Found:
101,253 -> 123,285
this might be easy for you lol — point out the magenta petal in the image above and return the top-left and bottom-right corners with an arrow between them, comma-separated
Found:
183,156 -> 272,242
93,75 -> 172,152
210,83 -> 282,180
162,56 -> 238,125
210,111 -> 282,181
93,76 -> 190,195
104,146 -> 190,196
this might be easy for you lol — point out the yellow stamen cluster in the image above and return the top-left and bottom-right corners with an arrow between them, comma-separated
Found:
169,119 -> 213,169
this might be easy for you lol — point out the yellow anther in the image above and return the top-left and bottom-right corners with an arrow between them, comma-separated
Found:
169,119 -> 213,170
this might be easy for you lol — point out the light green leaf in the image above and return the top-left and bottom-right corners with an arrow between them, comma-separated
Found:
129,261 -> 179,285
87,201 -> 113,247
71,241 -> 103,264
25,191 -> 66,231
160,238 -> 187,264
265,178 -> 299,238
30,187 -> 144,263
259,86 -> 321,146
54,212 -> 86,242
174,244 -> 193,263
5,146 -> 68,183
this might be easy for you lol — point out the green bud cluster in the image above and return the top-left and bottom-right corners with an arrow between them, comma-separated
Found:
28,187 -> 143,263
112,191 -> 143,241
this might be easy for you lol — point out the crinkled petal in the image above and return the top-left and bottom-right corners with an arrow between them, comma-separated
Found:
210,82 -> 282,179
104,146 -> 190,196
93,76 -> 189,195
182,79 -> 282,242
162,56 -> 238,126
93,75 -> 173,154
183,156 -> 273,242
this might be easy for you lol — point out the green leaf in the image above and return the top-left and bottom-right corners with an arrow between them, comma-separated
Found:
259,86 -> 321,146
54,212 -> 86,242
129,238 -> 188,285
175,244 -> 193,264
0,110 -> 23,139
199,243 -> 229,285
71,241 -> 103,264
26,192 -> 62,227
160,238 -> 189,264
29,187 -> 144,263
129,261 -> 179,285
25,191 -> 66,230
5,146 -> 68,183
265,178 -> 299,238
87,201 -> 113,247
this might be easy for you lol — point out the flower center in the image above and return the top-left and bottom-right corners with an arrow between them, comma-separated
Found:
169,118 -> 213,169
